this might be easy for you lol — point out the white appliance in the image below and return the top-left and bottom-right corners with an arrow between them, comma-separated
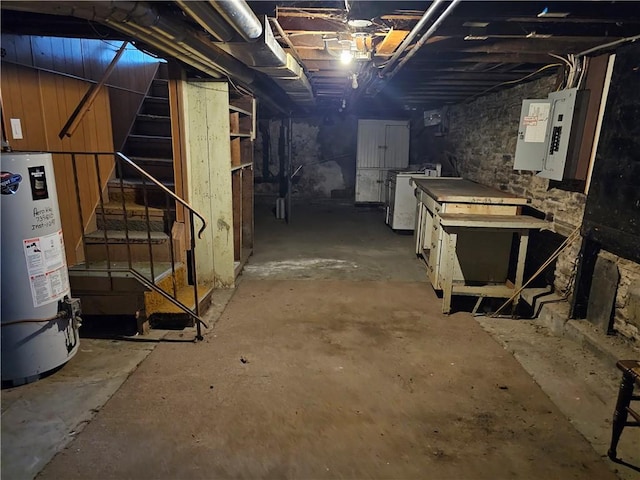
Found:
1,152 -> 81,386
385,167 -> 441,231
355,119 -> 410,203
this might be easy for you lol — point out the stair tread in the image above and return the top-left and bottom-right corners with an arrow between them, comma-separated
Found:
85,230 -> 169,242
137,113 -> 171,120
108,178 -> 175,188
69,261 -> 182,282
128,134 -> 172,141
145,96 -> 169,102
128,156 -> 173,164
146,284 -> 213,316
100,201 -> 165,214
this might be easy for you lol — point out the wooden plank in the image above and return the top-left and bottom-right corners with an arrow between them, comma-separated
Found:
230,137 -> 241,167
412,178 -> 529,204
574,53 -> 609,180
376,30 -> 410,56
442,204 -> 519,215
241,166 -> 254,252
232,171 -> 242,262
439,213 -> 549,229
183,80 -> 234,288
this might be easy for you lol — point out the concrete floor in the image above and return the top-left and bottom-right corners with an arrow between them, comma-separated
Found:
2,197 -> 638,479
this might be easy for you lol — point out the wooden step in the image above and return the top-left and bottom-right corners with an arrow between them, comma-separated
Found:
69,261 -> 183,293
96,202 -> 166,231
84,230 -> 172,263
140,96 -> 170,116
145,284 -> 213,329
108,179 -> 175,208
119,156 -> 174,183
124,134 -> 172,159
133,114 -> 171,137
150,78 -> 169,98
156,62 -> 169,80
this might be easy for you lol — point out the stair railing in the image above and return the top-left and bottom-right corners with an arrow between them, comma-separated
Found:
51,150 -> 208,340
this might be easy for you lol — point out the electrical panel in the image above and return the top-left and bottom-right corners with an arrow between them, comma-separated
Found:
513,99 -> 551,171
538,88 -> 589,180
513,88 -> 588,181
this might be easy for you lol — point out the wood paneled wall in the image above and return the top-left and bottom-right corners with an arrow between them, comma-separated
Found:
1,63 -> 114,266
1,35 -> 160,150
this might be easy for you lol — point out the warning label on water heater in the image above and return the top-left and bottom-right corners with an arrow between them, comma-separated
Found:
23,230 -> 69,307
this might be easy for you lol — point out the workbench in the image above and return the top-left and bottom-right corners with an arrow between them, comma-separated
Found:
411,177 -> 549,314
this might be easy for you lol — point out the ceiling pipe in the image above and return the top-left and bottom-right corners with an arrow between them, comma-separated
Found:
209,0 -> 263,42
175,0 -> 235,42
378,0 -> 445,78
386,0 -> 461,80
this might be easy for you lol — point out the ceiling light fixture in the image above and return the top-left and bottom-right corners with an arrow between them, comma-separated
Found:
464,35 -> 489,41
347,19 -> 373,28
340,49 -> 353,64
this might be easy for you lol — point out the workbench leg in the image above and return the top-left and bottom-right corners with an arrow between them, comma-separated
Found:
442,232 -> 457,314
415,204 -> 424,255
513,230 -> 530,311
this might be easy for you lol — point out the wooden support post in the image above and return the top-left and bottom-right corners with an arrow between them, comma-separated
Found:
442,231 -> 457,314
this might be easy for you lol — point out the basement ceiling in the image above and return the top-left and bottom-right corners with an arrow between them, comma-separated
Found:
2,1 -> 640,115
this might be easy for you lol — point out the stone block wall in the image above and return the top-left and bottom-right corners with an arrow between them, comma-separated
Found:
422,73 -> 640,341
254,115 -> 357,198
441,74 -> 583,295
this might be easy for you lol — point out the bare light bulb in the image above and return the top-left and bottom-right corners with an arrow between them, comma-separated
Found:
340,50 -> 353,65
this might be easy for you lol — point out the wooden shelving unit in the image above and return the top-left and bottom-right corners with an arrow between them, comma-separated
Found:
229,92 -> 255,277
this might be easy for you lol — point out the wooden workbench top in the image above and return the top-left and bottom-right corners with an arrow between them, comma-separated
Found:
411,177 -> 530,205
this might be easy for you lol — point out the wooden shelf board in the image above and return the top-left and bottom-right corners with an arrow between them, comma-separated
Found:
229,105 -> 251,116
231,162 -> 254,172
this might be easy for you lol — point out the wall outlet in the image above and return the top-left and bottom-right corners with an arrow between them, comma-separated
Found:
10,118 -> 23,140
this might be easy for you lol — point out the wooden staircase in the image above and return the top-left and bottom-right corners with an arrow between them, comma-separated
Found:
68,64 -> 212,337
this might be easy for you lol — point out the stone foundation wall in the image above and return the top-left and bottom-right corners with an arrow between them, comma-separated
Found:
599,251 -> 640,340
441,75 -> 583,294
254,115 -> 357,198
424,74 -> 639,341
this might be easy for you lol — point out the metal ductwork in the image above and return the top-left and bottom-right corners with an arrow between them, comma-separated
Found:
175,1 -> 315,108
1,0 -> 291,113
209,0 -> 263,42
213,16 -> 315,107
175,0 -> 235,42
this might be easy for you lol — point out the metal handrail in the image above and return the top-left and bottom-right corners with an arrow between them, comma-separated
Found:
115,152 -> 207,239
27,150 -> 209,340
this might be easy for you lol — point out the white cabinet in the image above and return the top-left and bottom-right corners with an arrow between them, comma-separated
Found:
385,170 -> 440,230
355,119 -> 409,203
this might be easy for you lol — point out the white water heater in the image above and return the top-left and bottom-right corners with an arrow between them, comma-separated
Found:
1,152 -> 81,386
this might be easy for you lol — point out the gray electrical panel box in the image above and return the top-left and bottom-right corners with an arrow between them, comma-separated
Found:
513,99 -> 551,171
513,88 -> 588,181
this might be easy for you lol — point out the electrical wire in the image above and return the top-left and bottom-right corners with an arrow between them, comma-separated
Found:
577,56 -> 589,90
463,63 -> 562,103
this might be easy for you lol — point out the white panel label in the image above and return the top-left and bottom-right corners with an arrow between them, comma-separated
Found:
523,103 -> 550,143
23,230 -> 69,307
